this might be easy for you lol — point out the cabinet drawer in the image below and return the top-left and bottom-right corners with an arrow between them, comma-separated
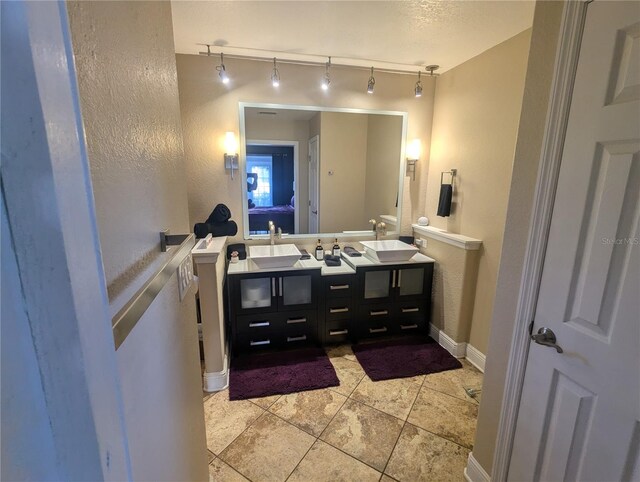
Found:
394,316 -> 426,333
236,313 -> 282,335
235,334 -> 278,352
358,304 -> 393,322
282,311 -> 316,330
283,312 -> 318,346
323,319 -> 351,344
396,301 -> 427,318
324,275 -> 354,299
325,298 -> 353,321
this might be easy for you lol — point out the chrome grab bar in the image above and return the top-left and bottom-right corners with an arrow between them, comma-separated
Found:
112,233 -> 195,350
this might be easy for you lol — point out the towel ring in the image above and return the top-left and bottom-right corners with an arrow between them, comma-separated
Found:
440,169 -> 457,185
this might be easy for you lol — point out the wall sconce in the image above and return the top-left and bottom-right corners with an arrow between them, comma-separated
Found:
406,139 -> 421,181
224,131 -> 239,179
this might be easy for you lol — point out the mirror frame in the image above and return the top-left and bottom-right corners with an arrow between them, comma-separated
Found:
238,102 -> 408,240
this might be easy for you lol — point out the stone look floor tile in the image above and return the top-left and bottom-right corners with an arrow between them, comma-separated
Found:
204,390 -> 264,455
288,440 -> 381,482
328,357 -> 366,397
385,424 -> 469,482
208,457 -> 249,482
249,394 -> 281,410
350,376 -> 421,421
325,344 -> 358,362
207,449 -> 215,464
219,412 -> 315,482
422,361 -> 483,403
408,386 -> 478,449
320,399 -> 404,471
269,388 -> 347,436
380,475 -> 397,482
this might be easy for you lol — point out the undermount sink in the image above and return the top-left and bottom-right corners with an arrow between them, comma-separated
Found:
360,240 -> 419,263
249,244 -> 301,269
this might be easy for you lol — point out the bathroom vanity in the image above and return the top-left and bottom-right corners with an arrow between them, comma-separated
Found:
226,250 -> 434,355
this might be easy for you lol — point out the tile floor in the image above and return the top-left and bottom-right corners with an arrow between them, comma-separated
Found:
203,345 -> 483,482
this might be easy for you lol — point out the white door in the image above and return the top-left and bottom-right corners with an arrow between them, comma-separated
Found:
309,135 -> 320,234
509,2 -> 640,481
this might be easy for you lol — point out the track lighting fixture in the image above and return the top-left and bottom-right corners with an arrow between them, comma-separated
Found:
414,71 -> 423,98
367,67 -> 375,94
321,57 -> 331,91
271,57 -> 280,87
217,52 -> 229,84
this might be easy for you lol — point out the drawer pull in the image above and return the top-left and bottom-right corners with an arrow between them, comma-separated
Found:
287,335 -> 307,342
330,284 -> 350,290
401,307 -> 420,313
370,310 -> 388,316
250,339 -> 270,346
287,317 -> 307,324
329,307 -> 349,314
329,329 -> 348,336
369,327 -> 388,334
249,321 -> 270,328
401,324 -> 419,330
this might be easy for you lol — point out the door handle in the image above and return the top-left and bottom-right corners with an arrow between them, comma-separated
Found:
531,327 -> 563,353
272,278 -> 276,297
391,270 -> 396,288
312,210 -> 318,214
279,278 -> 283,298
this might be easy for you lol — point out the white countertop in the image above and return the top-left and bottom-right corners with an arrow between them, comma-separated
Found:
341,251 -> 435,268
227,256 -> 356,276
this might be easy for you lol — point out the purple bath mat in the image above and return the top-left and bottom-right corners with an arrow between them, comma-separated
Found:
352,336 -> 462,381
229,347 -> 339,400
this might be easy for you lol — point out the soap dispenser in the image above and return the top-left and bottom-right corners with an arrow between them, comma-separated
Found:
315,239 -> 324,261
332,238 -> 340,257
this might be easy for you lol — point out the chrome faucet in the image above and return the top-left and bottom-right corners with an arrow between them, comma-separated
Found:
268,221 -> 282,245
376,222 -> 387,240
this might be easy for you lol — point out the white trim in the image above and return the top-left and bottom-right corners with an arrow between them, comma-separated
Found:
491,3 -> 589,481
465,452 -> 491,482
412,225 -> 482,250
203,354 -> 229,392
429,324 -> 467,358
465,344 -> 486,373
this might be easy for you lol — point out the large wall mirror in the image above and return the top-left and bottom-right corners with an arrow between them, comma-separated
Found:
239,103 -> 407,239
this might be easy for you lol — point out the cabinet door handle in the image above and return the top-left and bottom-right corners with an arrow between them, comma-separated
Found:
250,339 -> 270,346
370,310 -> 388,316
400,324 -> 418,330
329,307 -> 349,314
329,329 -> 348,336
369,327 -> 387,334
287,335 -> 307,342
272,278 -> 276,297
279,278 -> 283,298
287,317 -> 307,324
392,270 -> 396,288
330,284 -> 349,290
249,321 -> 270,328
402,307 -> 420,313
397,270 -> 402,288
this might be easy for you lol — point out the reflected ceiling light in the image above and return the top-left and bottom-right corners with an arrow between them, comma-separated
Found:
271,57 -> 280,87
321,57 -> 331,91
367,67 -> 376,94
414,70 -> 423,98
217,52 -> 230,84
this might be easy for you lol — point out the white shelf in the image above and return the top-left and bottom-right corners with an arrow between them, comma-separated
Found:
412,225 -> 482,251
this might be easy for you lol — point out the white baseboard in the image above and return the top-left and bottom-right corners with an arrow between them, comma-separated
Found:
203,354 -> 229,392
464,452 -> 491,482
429,324 -> 467,358
429,325 -> 486,371
465,344 -> 486,373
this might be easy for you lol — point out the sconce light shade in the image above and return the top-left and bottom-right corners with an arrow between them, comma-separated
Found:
406,139 -> 421,181
224,132 -> 239,179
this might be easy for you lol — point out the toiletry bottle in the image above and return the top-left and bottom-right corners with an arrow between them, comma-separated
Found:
315,239 -> 324,261
332,238 -> 340,257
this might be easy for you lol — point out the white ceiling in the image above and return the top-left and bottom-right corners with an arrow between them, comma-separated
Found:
171,1 -> 535,73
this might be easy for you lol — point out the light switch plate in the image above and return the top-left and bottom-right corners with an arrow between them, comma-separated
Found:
177,253 -> 194,301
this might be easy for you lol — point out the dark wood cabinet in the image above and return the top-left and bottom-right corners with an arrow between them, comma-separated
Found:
318,274 -> 356,345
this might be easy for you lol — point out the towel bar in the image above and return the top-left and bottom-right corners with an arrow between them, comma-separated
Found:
440,168 -> 457,185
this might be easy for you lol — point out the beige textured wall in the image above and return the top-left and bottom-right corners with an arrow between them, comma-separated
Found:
319,112 -> 369,232
176,55 -> 436,242
426,29 -> 532,354
67,2 -> 208,480
473,1 -> 564,474
245,116 -> 310,232
364,115 -> 404,223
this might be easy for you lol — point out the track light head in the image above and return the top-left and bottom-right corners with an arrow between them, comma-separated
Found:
367,67 -> 375,94
217,52 -> 229,84
321,57 -> 331,91
271,57 -> 280,87
414,70 -> 422,98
